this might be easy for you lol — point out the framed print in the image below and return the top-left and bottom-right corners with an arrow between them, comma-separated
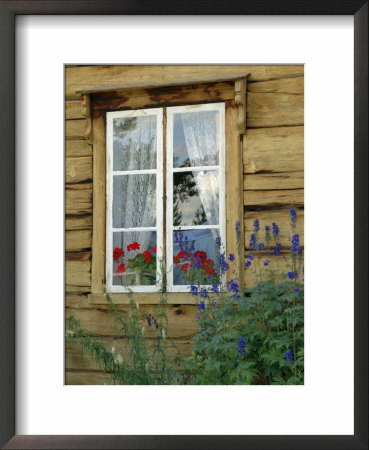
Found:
0,1 -> 367,449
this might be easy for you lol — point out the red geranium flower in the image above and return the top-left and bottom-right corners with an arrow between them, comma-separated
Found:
194,250 -> 207,260
177,250 -> 186,259
143,250 -> 151,264
115,263 -> 126,279
173,255 -> 180,265
127,241 -> 140,252
113,247 -> 124,263
205,266 -> 215,276
180,263 -> 190,273
206,259 -> 214,265
152,245 -> 157,253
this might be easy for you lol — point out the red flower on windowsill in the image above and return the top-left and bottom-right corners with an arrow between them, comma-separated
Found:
113,247 -> 124,263
180,263 -> 190,273
205,266 -> 215,276
152,245 -> 157,254
127,242 -> 140,252
173,255 -> 180,265
115,263 -> 126,279
143,250 -> 152,264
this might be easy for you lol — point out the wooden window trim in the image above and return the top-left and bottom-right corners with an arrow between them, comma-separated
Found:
84,76 -> 248,305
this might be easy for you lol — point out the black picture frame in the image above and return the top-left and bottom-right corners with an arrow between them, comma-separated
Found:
0,1 -> 367,449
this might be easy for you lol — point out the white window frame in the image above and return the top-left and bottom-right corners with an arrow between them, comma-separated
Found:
166,103 -> 226,293
106,108 -> 164,293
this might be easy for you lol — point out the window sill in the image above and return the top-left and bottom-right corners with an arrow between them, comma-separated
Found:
88,292 -> 198,306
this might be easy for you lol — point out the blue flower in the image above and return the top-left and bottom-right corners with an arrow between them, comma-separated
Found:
253,219 -> 260,233
200,328 -> 207,335
246,253 -> 254,260
218,253 -> 230,273
291,234 -> 300,254
245,260 -> 251,268
272,222 -> 280,240
284,349 -> 294,365
249,233 -> 257,250
146,315 -> 152,327
211,301 -> 217,308
274,242 -> 281,256
212,283 -> 219,294
287,271 -> 298,280
265,225 -> 271,243
200,288 -> 208,299
237,336 -> 246,355
258,243 -> 264,251
235,220 -> 241,240
264,260 -> 270,266
228,253 -> 235,262
198,300 -> 206,311
226,279 -> 240,300
207,275 -> 213,282
265,250 -> 270,255
190,285 -> 198,296
289,209 -> 297,227
293,287 -> 300,293
215,236 -> 222,248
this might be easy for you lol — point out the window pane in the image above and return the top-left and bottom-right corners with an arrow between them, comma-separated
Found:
112,231 -> 157,286
173,170 -> 219,226
113,174 -> 156,228
172,229 -> 220,285
173,111 -> 219,168
113,116 -> 157,171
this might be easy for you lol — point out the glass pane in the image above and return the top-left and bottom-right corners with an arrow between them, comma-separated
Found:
173,170 -> 219,226
173,110 -> 219,168
112,231 -> 157,286
113,115 -> 157,171
113,174 -> 156,228
172,229 -> 220,285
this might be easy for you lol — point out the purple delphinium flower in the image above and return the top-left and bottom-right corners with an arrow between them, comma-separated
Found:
247,253 -> 254,261
211,301 -> 217,308
146,315 -> 152,327
198,301 -> 206,311
265,225 -> 271,244
289,209 -> 297,228
227,279 -> 240,300
253,219 -> 260,233
207,275 -> 213,283
265,250 -> 270,255
228,253 -> 235,262
293,287 -> 300,293
245,260 -> 251,268
200,288 -> 208,299
218,253 -> 230,273
287,270 -> 298,280
190,285 -> 198,296
285,349 -> 294,366
237,336 -> 246,355
249,233 -> 257,251
235,220 -> 241,240
272,222 -> 280,241
258,243 -> 264,251
212,283 -> 219,294
291,234 -> 300,255
274,242 -> 281,256
264,260 -> 270,267
215,236 -> 222,248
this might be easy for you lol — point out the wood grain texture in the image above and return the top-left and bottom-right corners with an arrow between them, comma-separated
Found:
248,77 -> 304,94
66,65 -> 304,99
244,189 -> 304,207
243,126 -> 304,174
244,209 -> 304,249
247,92 -> 304,128
65,119 -> 86,139
66,156 -> 92,183
66,257 -> 91,287
66,230 -> 92,252
91,113 -> 106,294
65,215 -> 93,231
65,183 -> 92,215
66,99 -> 83,119
244,171 -> 304,191
66,304 -> 199,339
65,370 -> 111,385
65,139 -> 92,157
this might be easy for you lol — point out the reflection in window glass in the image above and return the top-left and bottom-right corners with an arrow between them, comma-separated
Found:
172,229 -> 219,285
173,170 -> 219,226
113,174 -> 156,228
112,231 -> 157,286
173,111 -> 219,168
113,116 -> 157,171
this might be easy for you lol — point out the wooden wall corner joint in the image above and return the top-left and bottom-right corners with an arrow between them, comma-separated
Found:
234,76 -> 248,134
82,94 -> 93,144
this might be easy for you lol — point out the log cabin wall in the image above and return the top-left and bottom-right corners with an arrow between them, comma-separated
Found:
65,65 -> 304,384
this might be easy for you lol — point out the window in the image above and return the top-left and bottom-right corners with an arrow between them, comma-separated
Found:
106,103 -> 225,293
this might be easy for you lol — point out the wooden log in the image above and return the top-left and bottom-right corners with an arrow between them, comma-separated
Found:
65,294 -> 91,309
65,99 -> 83,119
92,81 -> 235,111
66,65 -> 304,99
65,304 -> 200,339
247,92 -> 304,128
65,215 -> 93,231
65,183 -> 92,215
65,119 -> 86,140
88,292 -> 198,306
65,156 -> 92,184
66,338 -> 193,371
244,171 -> 304,191
248,77 -> 304,94
65,370 -> 111,385
244,209 -> 304,249
243,126 -> 304,174
66,140 -> 92,158
66,230 -> 92,252
244,189 -> 304,207
65,285 -> 91,295
66,252 -> 91,287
